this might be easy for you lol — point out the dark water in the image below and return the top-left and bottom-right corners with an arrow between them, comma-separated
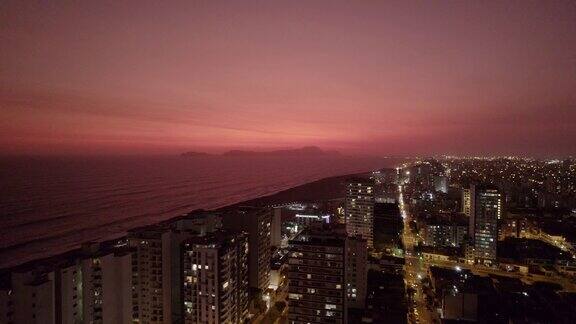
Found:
0,155 -> 400,268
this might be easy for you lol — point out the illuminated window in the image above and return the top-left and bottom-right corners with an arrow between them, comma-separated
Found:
289,293 -> 302,300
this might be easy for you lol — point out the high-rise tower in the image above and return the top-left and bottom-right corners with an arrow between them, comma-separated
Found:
345,178 -> 375,248
468,185 -> 503,265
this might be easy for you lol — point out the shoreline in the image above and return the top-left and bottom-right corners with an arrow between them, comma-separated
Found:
1,170 -> 374,272
220,171 -> 369,209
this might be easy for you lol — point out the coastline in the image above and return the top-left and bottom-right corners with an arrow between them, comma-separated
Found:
221,171 -> 368,209
1,170 -> 371,272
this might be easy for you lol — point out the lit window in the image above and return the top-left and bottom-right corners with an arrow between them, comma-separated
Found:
289,293 -> 302,300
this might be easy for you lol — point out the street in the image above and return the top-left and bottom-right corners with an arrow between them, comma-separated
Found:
399,185 -> 438,324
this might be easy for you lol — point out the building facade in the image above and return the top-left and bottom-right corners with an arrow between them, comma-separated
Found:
161,212 -> 223,323
434,176 -> 448,194
1,258 -> 83,324
128,227 -> 165,323
462,188 -> 472,217
346,236 -> 367,309
288,227 -> 347,324
372,202 -> 402,251
345,178 -> 375,248
0,210 -> 256,324
182,231 -> 249,324
271,208 -> 282,248
11,270 -> 56,324
81,241 -> 134,324
468,185 -> 503,264
423,224 -> 468,248
222,207 -> 272,291
422,213 -> 468,248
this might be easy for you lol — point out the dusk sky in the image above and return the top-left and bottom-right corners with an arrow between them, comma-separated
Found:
1,1 -> 575,157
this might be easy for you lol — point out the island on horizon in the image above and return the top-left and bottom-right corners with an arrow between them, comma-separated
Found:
180,145 -> 341,158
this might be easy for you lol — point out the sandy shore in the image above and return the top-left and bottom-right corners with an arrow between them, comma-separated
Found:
221,171 -> 369,209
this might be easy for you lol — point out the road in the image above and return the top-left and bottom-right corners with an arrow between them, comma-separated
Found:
399,185 -> 438,324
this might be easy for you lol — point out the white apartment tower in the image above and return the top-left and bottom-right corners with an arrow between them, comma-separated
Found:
2,260 -> 82,324
81,242 -> 134,324
345,178 -> 375,248
129,227 -> 165,323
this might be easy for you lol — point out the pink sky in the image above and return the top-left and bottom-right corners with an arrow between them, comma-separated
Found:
1,1 -> 575,157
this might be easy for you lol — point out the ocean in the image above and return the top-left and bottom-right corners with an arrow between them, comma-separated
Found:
0,155 -> 399,268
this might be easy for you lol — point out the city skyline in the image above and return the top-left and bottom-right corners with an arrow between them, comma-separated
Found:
3,157 -> 575,323
2,3 -> 576,321
2,1 -> 576,157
